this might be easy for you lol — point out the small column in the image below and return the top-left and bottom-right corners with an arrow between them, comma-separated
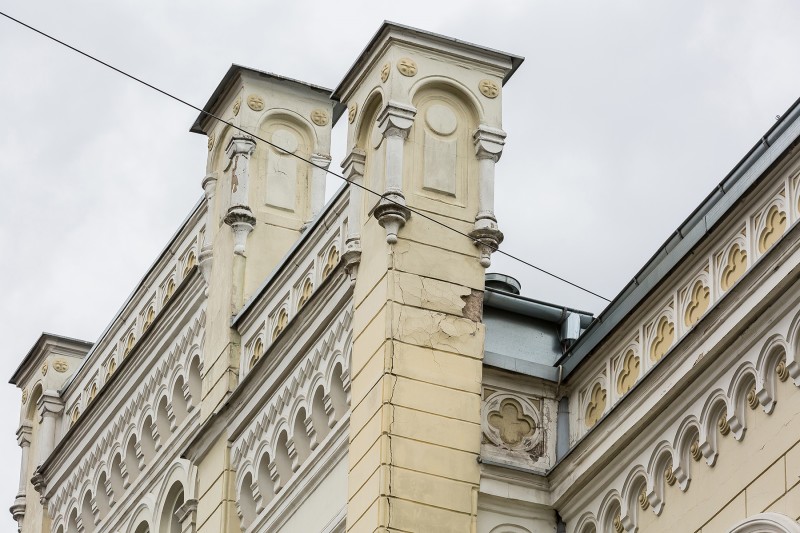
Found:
176,498 -> 198,533
342,149 -> 366,281
10,424 -> 32,529
198,173 -> 217,287
37,391 -> 63,465
309,153 -> 332,222
223,136 -> 257,256
470,125 -> 507,267
374,102 -> 415,244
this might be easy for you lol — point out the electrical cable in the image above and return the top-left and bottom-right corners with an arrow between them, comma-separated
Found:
0,10 -> 611,303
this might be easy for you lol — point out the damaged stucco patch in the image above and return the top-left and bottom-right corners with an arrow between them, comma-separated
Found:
393,304 -> 484,357
392,271 -> 472,316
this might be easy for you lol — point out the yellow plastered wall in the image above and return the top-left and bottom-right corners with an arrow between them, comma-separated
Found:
636,375 -> 800,533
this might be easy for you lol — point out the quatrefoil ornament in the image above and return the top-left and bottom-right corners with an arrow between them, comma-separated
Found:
482,393 -> 540,452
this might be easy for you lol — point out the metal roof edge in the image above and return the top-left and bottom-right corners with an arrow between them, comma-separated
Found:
559,94 -> 800,376
484,288 -> 594,327
332,20 -> 524,101
190,65 -> 343,134
9,333 -> 93,386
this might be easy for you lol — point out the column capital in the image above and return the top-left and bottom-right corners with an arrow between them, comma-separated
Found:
473,125 -> 507,162
341,149 -> 366,179
37,390 -> 64,418
225,136 -> 256,158
310,152 -> 332,168
201,173 -> 218,200
16,424 -> 33,447
378,101 -> 416,139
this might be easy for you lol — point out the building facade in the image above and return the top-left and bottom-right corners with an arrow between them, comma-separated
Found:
9,22 -> 800,533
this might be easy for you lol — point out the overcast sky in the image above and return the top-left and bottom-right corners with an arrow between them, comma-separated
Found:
2,0 -> 800,527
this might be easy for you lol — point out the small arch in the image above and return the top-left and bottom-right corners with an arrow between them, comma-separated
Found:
597,491 -> 624,533
140,415 -> 158,463
409,76 -> 484,123
188,355 -> 202,407
171,376 -> 189,426
158,481 -> 184,533
620,466 -> 649,529
646,440 -> 675,515
156,396 -> 172,442
238,472 -> 257,528
274,430 -> 293,488
329,362 -> 348,422
699,389 -> 729,466
66,508 -> 79,533
80,490 -> 95,532
257,452 -> 275,506
728,512 -> 800,532
125,436 -> 141,483
95,472 -> 111,518
756,334 -> 789,414
26,382 -> 43,421
310,385 -> 331,440
728,361 -> 759,439
292,407 -> 312,465
672,416 -> 702,491
572,512 -> 598,533
110,453 -> 125,499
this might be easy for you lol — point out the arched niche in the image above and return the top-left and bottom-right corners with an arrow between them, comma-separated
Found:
728,512 -> 800,533
408,81 -> 481,218
356,89 -> 386,218
158,481 -> 184,533
252,112 -> 315,218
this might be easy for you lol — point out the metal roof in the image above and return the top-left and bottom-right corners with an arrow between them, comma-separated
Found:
558,94 -> 800,376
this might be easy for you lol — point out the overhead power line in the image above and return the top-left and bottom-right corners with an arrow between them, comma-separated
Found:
0,10 -> 611,303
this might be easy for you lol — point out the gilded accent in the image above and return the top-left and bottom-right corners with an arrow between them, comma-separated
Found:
639,488 -> 649,510
21,389 -> 28,405
747,388 -> 759,410
143,306 -> 155,331
322,246 -> 340,279
585,383 -> 607,428
41,361 -> 48,376
124,333 -> 136,357
650,316 -> 675,362
310,109 -> 329,127
777,359 -> 790,382
272,309 -> 289,341
163,278 -> 176,305
233,96 -> 241,116
616,349 -> 640,395
684,280 -> 710,328
721,244 -> 747,292
70,406 -> 79,426
718,414 -> 730,436
298,278 -> 313,309
250,338 -> 264,369
207,132 -> 215,152
690,439 -> 702,461
348,103 -> 357,124
487,398 -> 536,446
613,515 -> 624,533
381,62 -> 390,82
665,465 -> 676,486
183,251 -> 197,277
89,382 -> 97,402
479,79 -> 500,99
53,359 -> 69,373
107,358 -> 117,378
247,94 -> 265,111
758,205 -> 787,253
397,57 -> 417,77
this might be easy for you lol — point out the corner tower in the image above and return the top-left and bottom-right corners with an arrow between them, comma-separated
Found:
334,22 -> 522,532
189,67 -> 341,533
